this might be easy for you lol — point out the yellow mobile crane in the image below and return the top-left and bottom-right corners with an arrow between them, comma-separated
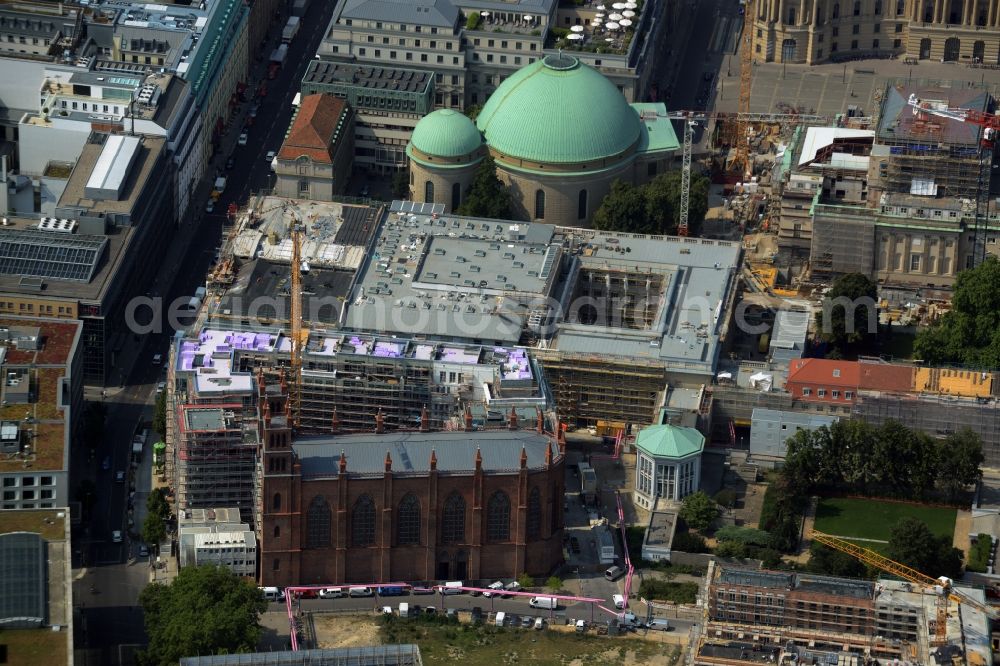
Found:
812,531 -> 999,647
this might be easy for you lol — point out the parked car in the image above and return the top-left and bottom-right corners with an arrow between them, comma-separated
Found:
156,382 -> 166,394
424,606 -> 436,616
484,581 -> 505,598
534,617 -> 545,630
138,543 -> 149,557
471,606 -> 484,624
265,150 -> 276,162
348,586 -> 374,597
605,565 -> 625,581
504,581 -> 522,593
205,200 -> 215,214
613,594 -> 626,610
238,132 -> 249,146
225,157 -> 235,170
319,587 -> 345,599
446,608 -> 458,620
114,470 -> 125,483
249,104 -> 259,118
520,615 -> 534,628
575,619 -> 586,633
411,586 -> 435,595
647,618 -> 671,631
111,530 -> 123,543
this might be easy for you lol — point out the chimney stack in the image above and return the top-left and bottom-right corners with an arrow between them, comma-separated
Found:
474,447 -> 482,472
545,443 -> 552,468
331,407 -> 340,433
429,449 -> 437,471
508,406 -> 518,430
339,450 -> 347,474
520,446 -> 527,469
536,408 -> 544,433
420,405 -> 430,432
375,409 -> 385,434
464,405 -> 473,432
384,451 -> 392,472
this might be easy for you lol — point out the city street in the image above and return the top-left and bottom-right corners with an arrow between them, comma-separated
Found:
70,0 -> 339,661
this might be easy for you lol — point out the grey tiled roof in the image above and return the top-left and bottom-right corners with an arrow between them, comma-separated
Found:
339,0 -> 459,28
293,430 -> 557,476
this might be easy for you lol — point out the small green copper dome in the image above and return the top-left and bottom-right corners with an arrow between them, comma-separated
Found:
409,109 -> 483,158
635,425 -> 705,459
476,54 -> 642,165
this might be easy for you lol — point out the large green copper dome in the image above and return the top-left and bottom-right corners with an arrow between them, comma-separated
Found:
476,54 -> 642,165
409,108 -> 483,158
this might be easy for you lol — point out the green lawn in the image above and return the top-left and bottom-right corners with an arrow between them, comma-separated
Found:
814,497 -> 956,542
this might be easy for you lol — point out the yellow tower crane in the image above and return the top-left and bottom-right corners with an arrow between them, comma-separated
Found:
812,531 -> 999,647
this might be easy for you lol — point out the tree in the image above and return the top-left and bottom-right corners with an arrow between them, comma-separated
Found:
714,526 -> 773,547
545,576 -> 563,593
147,488 -> 171,522
886,517 -> 963,580
516,572 -> 534,590
463,104 -> 482,121
465,11 -> 481,30
593,180 -> 651,233
678,491 -> 718,531
807,543 -> 869,578
937,429 -> 984,500
671,531 -> 708,553
153,391 -> 167,438
914,257 -> 1000,367
391,169 -> 410,199
815,273 -> 878,357
592,171 -> 710,236
139,565 -> 267,666
142,512 -> 166,550
455,155 -> 512,220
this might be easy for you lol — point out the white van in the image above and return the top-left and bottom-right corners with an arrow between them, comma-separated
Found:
398,602 -> 410,618
494,611 -> 506,626
528,596 -> 558,610
259,586 -> 284,602
318,587 -> 345,599
348,586 -> 374,597
442,581 -> 464,595
613,594 -> 626,609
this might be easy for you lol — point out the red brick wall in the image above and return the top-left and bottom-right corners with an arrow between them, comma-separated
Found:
261,456 -> 565,587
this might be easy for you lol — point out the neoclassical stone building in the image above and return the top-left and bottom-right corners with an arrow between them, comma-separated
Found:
259,405 -> 566,587
407,54 -> 678,228
751,0 -> 1000,65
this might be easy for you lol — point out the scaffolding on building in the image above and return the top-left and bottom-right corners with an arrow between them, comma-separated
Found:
808,200 -> 878,279
534,351 -> 668,428
853,391 -> 1000,466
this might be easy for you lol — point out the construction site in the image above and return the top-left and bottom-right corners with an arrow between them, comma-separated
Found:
695,556 -> 994,666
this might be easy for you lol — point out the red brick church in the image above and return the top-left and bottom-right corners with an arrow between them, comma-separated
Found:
258,390 -> 566,587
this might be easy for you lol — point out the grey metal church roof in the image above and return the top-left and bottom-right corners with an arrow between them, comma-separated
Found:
293,430 -> 557,476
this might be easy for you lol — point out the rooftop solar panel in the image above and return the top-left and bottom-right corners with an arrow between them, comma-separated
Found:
0,229 -> 108,283
0,532 -> 46,628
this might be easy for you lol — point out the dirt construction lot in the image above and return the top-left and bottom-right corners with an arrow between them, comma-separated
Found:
314,614 -> 685,666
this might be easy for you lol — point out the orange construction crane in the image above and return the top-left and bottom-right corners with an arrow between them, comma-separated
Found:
731,0 -> 755,179
812,531 -> 999,647
289,216 -> 304,429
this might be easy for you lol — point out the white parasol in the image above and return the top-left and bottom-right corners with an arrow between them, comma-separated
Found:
605,21 -> 619,29
619,18 -> 632,26
567,33 -> 584,40
570,24 -> 584,32
609,12 -> 623,20
622,9 -> 635,17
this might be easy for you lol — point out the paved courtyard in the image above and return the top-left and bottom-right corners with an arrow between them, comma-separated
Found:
712,56 -> 1000,119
